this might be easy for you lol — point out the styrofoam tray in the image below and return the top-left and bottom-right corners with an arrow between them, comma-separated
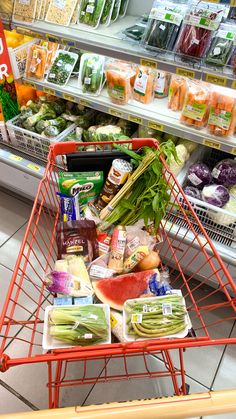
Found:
43,304 -> 111,351
123,290 -> 191,342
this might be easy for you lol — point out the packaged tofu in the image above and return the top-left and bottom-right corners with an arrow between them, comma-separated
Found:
78,0 -> 106,29
46,50 -> 78,87
45,0 -> 77,26
13,0 -> 38,23
25,45 -> 48,80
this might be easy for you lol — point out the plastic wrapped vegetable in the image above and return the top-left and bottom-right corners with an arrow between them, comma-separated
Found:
208,195 -> 236,226
119,0 -> 129,17
25,45 -> 48,80
110,0 -> 121,23
187,162 -> 212,188
208,92 -> 236,137
101,0 -> 115,25
143,1 -> 187,51
168,144 -> 189,176
106,60 -> 136,105
155,72 -> 171,99
212,159 -> 236,187
184,186 -> 202,200
40,40 -> 59,73
202,184 -> 229,208
45,0 -> 77,26
168,76 -> 187,111
46,50 -> 78,86
79,54 -> 105,95
133,66 -> 156,104
175,1 -> 227,59
180,81 -> 210,129
78,0 -> 106,28
206,24 -> 236,67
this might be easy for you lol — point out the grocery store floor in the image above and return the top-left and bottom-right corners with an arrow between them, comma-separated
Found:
0,188 -> 235,418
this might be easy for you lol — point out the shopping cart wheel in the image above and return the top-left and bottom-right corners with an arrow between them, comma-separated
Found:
180,383 -> 190,395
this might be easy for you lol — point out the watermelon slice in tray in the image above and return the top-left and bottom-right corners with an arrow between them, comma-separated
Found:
93,270 -> 158,311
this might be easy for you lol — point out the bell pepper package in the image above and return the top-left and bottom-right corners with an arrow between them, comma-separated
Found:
180,80 -> 210,129
79,53 -> 105,96
46,50 -> 78,87
143,0 -> 187,52
25,44 -> 48,80
133,66 -> 156,105
206,24 -> 236,67
78,0 -> 106,28
106,60 -> 136,105
168,75 -> 187,111
207,91 -> 236,137
175,1 -> 228,59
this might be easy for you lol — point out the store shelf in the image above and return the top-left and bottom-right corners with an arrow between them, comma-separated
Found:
13,17 -> 236,89
23,77 -> 236,155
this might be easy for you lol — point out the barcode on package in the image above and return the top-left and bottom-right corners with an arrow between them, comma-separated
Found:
162,303 -> 172,316
131,314 -> 142,324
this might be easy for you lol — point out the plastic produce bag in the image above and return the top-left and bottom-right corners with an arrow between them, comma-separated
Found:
175,1 -> 227,59
13,0 -> 38,23
78,0 -> 106,28
143,0 -> 187,51
25,45 -> 48,80
168,75 -> 187,111
79,54 -> 105,96
133,66 -> 156,104
155,71 -> 171,99
106,60 -> 136,105
180,80 -> 210,129
202,184 -> 230,208
206,24 -> 236,67
208,91 -> 236,137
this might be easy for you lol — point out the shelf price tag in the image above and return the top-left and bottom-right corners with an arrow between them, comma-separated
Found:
43,87 -> 56,95
63,93 -> 76,102
231,80 -> 236,90
27,163 -> 41,172
23,80 -> 36,89
140,59 -> 157,69
148,121 -> 164,132
231,147 -> 236,156
108,108 -> 123,118
203,139 -> 221,150
128,115 -> 143,125
80,99 -> 91,108
9,154 -> 23,162
176,68 -> 195,79
205,73 -> 227,86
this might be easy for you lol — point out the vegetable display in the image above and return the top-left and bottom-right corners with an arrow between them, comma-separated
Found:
78,0 -> 106,28
101,0 -> 114,25
208,92 -> 236,137
79,54 -> 105,95
106,60 -> 136,105
47,50 -> 78,86
110,0 -> 121,23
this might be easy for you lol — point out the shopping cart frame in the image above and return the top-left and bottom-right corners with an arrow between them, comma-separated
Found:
0,138 -> 236,409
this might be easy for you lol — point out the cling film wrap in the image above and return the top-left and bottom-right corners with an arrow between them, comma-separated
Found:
110,0 -> 121,23
78,0 -> 106,28
79,53 -> 105,96
45,0 -> 78,26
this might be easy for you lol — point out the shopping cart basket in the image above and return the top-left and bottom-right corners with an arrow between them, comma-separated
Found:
0,138 -> 236,410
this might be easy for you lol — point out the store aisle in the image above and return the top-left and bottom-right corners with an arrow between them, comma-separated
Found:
0,189 -> 235,417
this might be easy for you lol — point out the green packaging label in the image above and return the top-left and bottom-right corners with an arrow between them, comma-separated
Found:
110,84 -> 125,100
182,102 -> 207,122
59,171 -> 104,207
209,107 -> 232,130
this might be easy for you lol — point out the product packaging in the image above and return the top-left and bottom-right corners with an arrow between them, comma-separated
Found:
110,0 -> 121,23
45,0 -> 77,26
78,0 -> 106,28
123,24 -> 146,42
143,0 -> 187,51
79,53 -> 105,96
108,226 -> 127,274
175,1 -> 227,59
206,24 -> 236,67
208,91 -> 236,137
25,44 -> 48,80
168,75 -> 187,111
71,0 -> 81,23
57,192 -> 81,221
119,0 -> 129,18
133,66 -> 156,104
46,50 -> 78,86
13,0 -> 38,23
40,40 -> 59,73
100,0 -> 115,25
106,60 -> 136,105
155,71 -> 171,99
180,80 -> 210,129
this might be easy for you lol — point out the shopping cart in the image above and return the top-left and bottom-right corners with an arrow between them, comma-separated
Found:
0,138 -> 236,411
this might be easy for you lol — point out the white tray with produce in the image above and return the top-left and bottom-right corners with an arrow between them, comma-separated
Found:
123,290 -> 191,342
46,50 -> 79,87
43,304 -> 111,351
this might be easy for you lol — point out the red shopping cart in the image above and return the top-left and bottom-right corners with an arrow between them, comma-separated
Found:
0,138 -> 236,410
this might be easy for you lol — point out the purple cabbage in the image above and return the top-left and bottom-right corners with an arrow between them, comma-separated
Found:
184,186 -> 202,200
202,184 -> 230,208
187,163 -> 212,189
212,159 -> 236,187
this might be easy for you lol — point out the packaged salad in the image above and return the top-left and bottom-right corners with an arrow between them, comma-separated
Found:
119,0 -> 129,17
133,66 -> 156,104
13,0 -> 38,23
45,0 -> 77,26
78,0 -> 106,28
168,75 -> 187,111
207,91 -> 236,137
175,1 -> 228,59
155,71 -> 171,99
46,50 -> 78,87
79,54 -> 105,95
180,80 -> 210,129
143,0 -> 187,51
110,0 -> 121,23
100,0 -> 115,25
106,60 -> 136,105
25,45 -> 48,80
206,24 -> 236,67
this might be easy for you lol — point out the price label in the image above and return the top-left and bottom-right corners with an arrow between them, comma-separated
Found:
9,154 -> 23,162
108,108 -> 123,118
148,121 -> 164,131
128,115 -> 143,125
27,164 -> 41,172
24,81 -> 36,89
176,68 -> 195,79
231,80 -> 236,90
80,99 -> 91,107
44,87 -> 56,95
203,139 -> 221,150
110,314 -> 118,328
231,147 -> 236,156
63,93 -> 76,102
140,59 -> 157,69
205,73 -> 227,86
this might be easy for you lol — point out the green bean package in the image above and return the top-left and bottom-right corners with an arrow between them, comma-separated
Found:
78,0 -> 106,28
143,0 -> 187,52
79,53 -> 105,96
123,292 -> 191,341
100,0 -> 115,25
206,24 -> 236,67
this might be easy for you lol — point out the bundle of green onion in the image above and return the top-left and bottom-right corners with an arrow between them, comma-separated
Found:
49,306 -> 108,346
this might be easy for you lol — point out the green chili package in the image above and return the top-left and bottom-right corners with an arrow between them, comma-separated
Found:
79,53 -> 105,96
206,24 -> 236,67
143,0 -> 187,51
78,0 -> 106,28
46,50 -> 78,87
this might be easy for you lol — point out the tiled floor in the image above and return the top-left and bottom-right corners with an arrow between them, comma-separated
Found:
0,189 -> 235,418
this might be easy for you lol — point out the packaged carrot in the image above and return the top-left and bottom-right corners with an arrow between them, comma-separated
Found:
25,44 -> 48,80
180,80 -> 210,129
168,75 -> 187,111
207,90 -> 236,137
106,60 -> 136,105
133,66 -> 156,104
40,40 -> 59,73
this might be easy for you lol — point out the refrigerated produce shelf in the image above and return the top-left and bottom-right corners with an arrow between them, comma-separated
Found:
22,77 -> 236,155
